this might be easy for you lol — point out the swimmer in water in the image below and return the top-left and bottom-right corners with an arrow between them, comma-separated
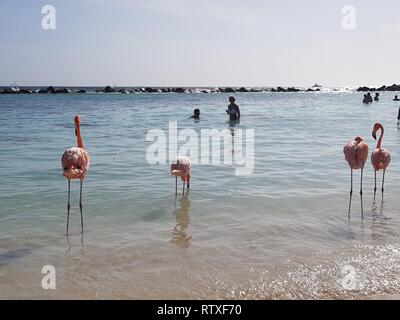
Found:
394,95 -> 400,101
226,96 -> 240,120
374,92 -> 380,101
190,108 -> 200,119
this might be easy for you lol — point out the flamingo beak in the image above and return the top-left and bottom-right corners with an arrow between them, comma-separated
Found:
372,132 -> 377,140
74,116 -> 81,135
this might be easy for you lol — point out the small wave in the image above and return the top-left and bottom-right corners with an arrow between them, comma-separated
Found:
211,243 -> 400,299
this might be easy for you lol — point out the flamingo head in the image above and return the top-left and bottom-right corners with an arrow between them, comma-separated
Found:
61,148 -> 86,180
354,136 -> 364,144
372,123 -> 383,140
171,169 -> 184,177
74,115 -> 81,126
171,160 -> 184,177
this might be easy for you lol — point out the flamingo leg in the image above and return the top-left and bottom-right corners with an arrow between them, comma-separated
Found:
67,179 -> 71,236
360,168 -> 364,220
373,170 -> 377,204
79,180 -> 84,232
175,177 -> 178,195
381,171 -> 386,204
182,180 -> 185,195
80,232 -> 84,252
348,169 -> 353,219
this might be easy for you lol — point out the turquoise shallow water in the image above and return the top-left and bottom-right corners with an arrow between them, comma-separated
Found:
1,92 -> 400,299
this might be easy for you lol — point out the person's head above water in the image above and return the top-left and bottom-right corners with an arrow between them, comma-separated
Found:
191,108 -> 200,119
229,96 -> 236,103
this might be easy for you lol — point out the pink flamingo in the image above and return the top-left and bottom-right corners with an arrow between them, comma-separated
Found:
171,156 -> 191,194
343,136 -> 369,218
61,115 -> 90,235
371,123 -> 391,203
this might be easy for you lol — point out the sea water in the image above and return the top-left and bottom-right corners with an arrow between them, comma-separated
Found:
1,91 -> 400,299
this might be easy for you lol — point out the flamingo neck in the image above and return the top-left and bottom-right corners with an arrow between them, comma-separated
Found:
376,126 -> 383,149
76,123 -> 84,148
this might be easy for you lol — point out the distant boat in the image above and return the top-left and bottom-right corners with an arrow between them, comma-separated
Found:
312,83 -> 323,88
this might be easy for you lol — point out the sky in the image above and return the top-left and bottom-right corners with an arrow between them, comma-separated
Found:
1,0 -> 400,87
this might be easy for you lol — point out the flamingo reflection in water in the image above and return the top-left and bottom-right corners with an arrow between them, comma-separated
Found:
170,194 -> 192,248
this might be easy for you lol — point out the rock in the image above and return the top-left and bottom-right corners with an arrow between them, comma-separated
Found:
223,87 -> 236,93
2,87 -> 18,94
172,87 -> 186,93
357,86 -> 374,92
376,85 -> 386,91
104,86 -> 115,93
1,87 -> 25,94
1,88 -> 12,94
46,86 -> 56,94
144,87 -> 157,93
55,88 -> 71,94
287,87 -> 300,92
76,89 -> 86,94
386,84 -> 400,91
19,88 -> 33,94
119,89 -> 129,94
237,87 -> 249,92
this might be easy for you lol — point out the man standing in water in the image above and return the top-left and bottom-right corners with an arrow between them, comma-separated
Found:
226,96 -> 240,120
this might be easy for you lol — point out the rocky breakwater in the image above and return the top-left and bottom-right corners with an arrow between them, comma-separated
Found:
357,84 -> 400,92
